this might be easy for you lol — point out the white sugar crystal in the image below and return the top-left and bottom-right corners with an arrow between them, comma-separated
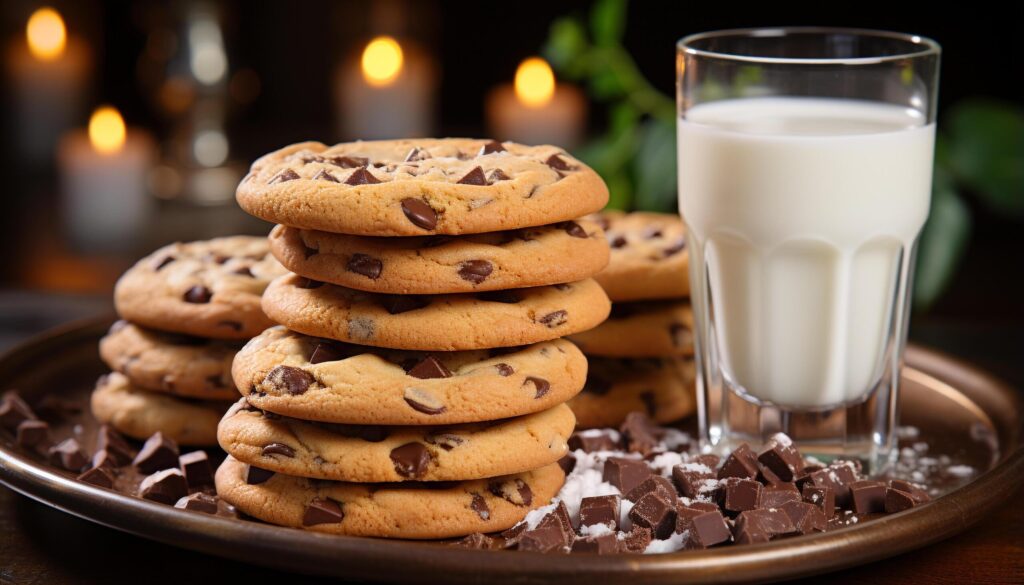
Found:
897,426 -> 920,439
644,530 -> 688,553
660,428 -> 691,450
577,428 -> 621,442
770,432 -> 793,447
579,523 -> 615,537
944,465 -> 974,478
648,451 -> 686,476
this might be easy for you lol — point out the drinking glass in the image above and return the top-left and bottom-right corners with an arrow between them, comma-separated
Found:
676,28 -> 941,471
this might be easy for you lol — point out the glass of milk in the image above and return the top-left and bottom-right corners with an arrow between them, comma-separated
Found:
677,28 -> 940,470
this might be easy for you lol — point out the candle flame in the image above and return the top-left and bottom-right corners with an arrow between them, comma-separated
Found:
514,57 -> 555,108
88,106 -> 126,154
361,36 -> 404,87
26,7 -> 66,61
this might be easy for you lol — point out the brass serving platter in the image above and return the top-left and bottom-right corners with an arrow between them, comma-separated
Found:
0,318 -> 1021,584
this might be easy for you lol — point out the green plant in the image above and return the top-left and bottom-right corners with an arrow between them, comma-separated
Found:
542,0 -> 1024,310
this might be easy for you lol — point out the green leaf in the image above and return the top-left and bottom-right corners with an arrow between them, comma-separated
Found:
588,67 -> 628,99
913,177 -> 971,311
604,171 -> 633,210
632,118 -> 677,212
589,0 -> 627,46
543,17 -> 589,76
946,100 -> 1024,217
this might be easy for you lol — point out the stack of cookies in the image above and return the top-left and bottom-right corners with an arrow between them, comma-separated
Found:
96,236 -> 286,445
568,211 -> 697,428
215,138 -> 611,539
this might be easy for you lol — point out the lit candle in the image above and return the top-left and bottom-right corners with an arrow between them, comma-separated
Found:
486,57 -> 587,148
58,106 -> 156,251
6,7 -> 91,165
334,35 -> 436,140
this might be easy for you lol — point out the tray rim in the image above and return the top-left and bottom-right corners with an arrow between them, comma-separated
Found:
0,316 -> 1021,584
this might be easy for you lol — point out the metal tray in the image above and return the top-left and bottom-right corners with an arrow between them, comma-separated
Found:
0,318 -> 1021,584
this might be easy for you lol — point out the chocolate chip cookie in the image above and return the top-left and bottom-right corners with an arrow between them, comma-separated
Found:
215,455 -> 565,538
98,321 -> 240,400
233,327 -> 586,425
236,139 -> 609,236
591,211 -> 690,302
218,400 -> 574,482
114,236 -> 287,340
90,373 -> 230,446
268,220 -> 609,295
567,357 -> 696,429
568,301 -> 694,358
261,274 -> 611,351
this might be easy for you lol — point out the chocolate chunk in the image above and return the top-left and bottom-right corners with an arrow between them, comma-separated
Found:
303,498 -> 345,525
48,438 -> 87,471
133,432 -> 180,474
558,453 -> 576,475
672,464 -> 715,498
233,266 -> 255,277
380,294 -> 430,314
404,147 -> 431,162
538,310 -> 568,328
602,457 -> 652,494
295,277 -> 324,289
344,167 -> 381,185
756,480 -> 798,508
620,411 -> 660,456
621,525 -> 653,553
400,198 -> 438,230
261,443 -> 296,458
722,478 -> 763,513
91,449 -> 120,470
309,341 -> 347,364
523,376 -> 550,398
572,533 -> 620,553
312,168 -> 339,182
494,363 -> 514,377
561,221 -> 587,238
174,492 -> 220,514
139,468 -> 188,505
544,154 -> 572,171
499,522 -> 528,548
457,166 -> 488,185
717,443 -> 759,479
625,475 -> 677,503
245,465 -> 274,485
629,493 -> 677,539
889,479 -> 930,504
757,435 -> 805,482
733,518 -> 770,544
519,517 -> 570,553
264,365 -> 316,396
153,255 -> 175,270
801,484 -> 835,517
403,388 -> 446,415
807,463 -> 857,509
330,155 -> 369,168
610,235 -> 627,248
669,323 -> 692,349
269,168 -> 300,183
347,253 -> 383,279
663,237 -> 686,257
486,169 -> 509,183
640,391 -> 657,416
406,355 -> 453,379
0,391 -> 36,430
479,140 -> 506,155
77,466 -> 114,489
455,533 -> 495,549
179,451 -> 214,489
470,493 -> 490,520
568,431 -> 619,453
477,290 -> 521,304
550,501 -> 574,538
780,500 -> 827,534
390,443 -> 432,478
849,480 -> 887,513
457,260 -> 493,284
682,510 -> 732,548
734,507 -> 795,538
183,285 -> 212,304
579,495 -> 620,530
16,419 -> 49,448
488,478 -> 532,506
884,488 -> 918,513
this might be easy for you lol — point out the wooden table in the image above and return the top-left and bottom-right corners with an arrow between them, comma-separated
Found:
0,297 -> 1021,584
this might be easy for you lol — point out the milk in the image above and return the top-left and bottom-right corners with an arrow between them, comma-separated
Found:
678,97 -> 935,407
